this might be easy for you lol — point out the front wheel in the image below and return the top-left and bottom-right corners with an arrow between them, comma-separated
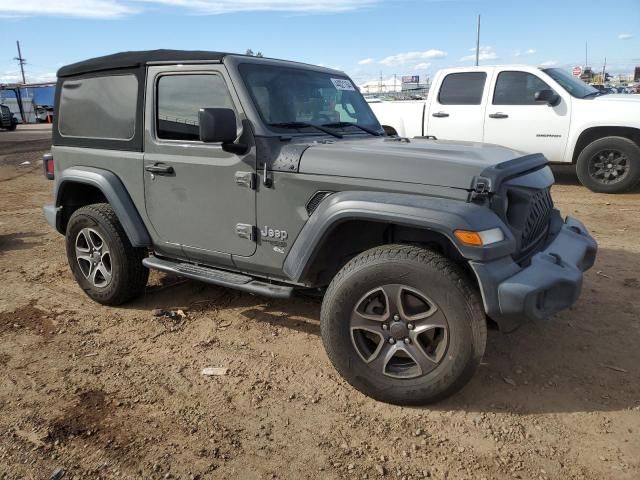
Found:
66,203 -> 149,305
576,136 -> 640,193
320,245 -> 486,405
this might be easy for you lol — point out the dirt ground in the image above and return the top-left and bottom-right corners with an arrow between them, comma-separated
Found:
1,125 -> 639,480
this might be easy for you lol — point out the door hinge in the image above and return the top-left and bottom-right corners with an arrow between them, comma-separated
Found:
236,223 -> 257,241
235,171 -> 256,190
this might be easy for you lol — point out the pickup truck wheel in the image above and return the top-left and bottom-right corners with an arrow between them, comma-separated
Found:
65,203 -> 149,305
576,136 -> 640,193
7,122 -> 17,131
320,245 -> 486,405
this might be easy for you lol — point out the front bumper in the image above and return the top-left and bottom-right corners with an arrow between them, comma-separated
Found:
470,212 -> 597,332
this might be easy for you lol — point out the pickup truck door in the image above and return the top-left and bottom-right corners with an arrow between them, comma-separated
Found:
483,69 -> 570,162
426,68 -> 493,142
143,65 -> 256,263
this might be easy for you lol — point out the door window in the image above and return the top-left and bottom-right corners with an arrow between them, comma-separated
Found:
438,72 -> 487,105
493,71 -> 551,105
156,74 -> 234,141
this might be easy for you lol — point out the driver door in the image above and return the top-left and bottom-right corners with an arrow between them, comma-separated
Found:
143,65 -> 256,262
483,69 -> 570,162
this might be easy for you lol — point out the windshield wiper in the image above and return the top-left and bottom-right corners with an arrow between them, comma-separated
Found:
267,121 -> 343,138
321,121 -> 382,136
582,91 -> 602,98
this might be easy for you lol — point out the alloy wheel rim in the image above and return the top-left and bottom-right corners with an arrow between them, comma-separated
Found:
350,284 -> 449,379
589,149 -> 630,185
75,228 -> 112,288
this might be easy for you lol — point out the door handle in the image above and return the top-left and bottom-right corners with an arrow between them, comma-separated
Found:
145,164 -> 174,175
489,112 -> 509,119
432,111 -> 449,118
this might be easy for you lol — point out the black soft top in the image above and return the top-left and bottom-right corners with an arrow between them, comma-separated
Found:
57,49 -> 227,78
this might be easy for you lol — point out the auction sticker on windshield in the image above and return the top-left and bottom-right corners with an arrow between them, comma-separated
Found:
331,78 -> 355,91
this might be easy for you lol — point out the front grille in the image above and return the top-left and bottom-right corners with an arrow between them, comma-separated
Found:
505,187 -> 554,255
521,188 -> 553,250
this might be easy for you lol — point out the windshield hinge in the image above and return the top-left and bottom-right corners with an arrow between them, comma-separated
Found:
470,176 -> 492,202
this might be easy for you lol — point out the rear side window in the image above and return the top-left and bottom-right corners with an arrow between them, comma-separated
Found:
58,75 -> 137,139
156,74 -> 234,141
493,71 -> 551,105
438,72 -> 487,105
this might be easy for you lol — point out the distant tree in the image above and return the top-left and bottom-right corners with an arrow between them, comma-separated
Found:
245,49 -> 264,57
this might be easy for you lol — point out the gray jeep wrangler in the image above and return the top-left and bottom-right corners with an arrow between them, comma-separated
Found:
44,50 -> 597,405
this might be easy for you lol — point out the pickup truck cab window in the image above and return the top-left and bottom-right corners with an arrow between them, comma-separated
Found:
238,63 -> 380,135
493,71 -> 552,105
156,73 -> 234,141
438,72 -> 487,105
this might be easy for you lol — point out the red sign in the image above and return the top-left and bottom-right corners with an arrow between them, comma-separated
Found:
572,66 -> 583,77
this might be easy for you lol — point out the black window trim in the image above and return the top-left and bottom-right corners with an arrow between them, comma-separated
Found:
153,70 -> 239,146
437,71 -> 488,106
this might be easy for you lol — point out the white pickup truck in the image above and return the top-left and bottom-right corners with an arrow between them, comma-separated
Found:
370,65 -> 640,193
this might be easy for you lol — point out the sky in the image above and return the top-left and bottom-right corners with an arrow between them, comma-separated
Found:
1,0 -> 639,86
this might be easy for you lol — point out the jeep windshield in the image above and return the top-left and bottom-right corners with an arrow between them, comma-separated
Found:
239,63 -> 382,136
542,68 -> 600,99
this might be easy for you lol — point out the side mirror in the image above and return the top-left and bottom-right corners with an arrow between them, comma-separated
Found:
534,89 -> 560,106
198,108 -> 238,144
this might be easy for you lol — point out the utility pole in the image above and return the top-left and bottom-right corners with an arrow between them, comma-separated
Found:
394,74 -> 397,92
14,41 -> 27,84
585,41 -> 588,67
475,14 -> 481,66
602,57 -> 607,84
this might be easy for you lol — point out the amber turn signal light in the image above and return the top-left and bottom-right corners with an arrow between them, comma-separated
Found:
454,230 -> 483,246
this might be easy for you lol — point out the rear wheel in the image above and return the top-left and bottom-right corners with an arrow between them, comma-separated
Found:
576,136 -> 640,193
66,203 -> 149,305
320,245 -> 486,405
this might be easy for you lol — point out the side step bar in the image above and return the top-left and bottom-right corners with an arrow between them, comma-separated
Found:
143,256 -> 294,299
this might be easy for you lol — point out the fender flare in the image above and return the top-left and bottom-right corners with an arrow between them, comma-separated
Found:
283,190 -> 516,282
56,166 -> 152,247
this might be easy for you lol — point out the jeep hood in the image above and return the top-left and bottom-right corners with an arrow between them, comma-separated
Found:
298,137 -> 536,190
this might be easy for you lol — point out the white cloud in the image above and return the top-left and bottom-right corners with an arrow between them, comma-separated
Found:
539,60 -> 558,67
1,0 -> 136,18
460,46 -> 497,62
514,48 -> 535,57
358,58 -> 374,65
134,0 -> 377,14
618,33 -> 633,40
414,62 -> 431,70
0,70 -> 57,83
378,49 -> 447,66
1,0 -> 378,17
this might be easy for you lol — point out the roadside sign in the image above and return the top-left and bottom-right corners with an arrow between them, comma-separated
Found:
401,75 -> 419,84
572,66 -> 583,77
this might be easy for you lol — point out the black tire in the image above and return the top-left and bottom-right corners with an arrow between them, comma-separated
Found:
576,136 -> 640,193
65,203 -> 149,305
320,245 -> 486,405
7,122 -> 17,131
